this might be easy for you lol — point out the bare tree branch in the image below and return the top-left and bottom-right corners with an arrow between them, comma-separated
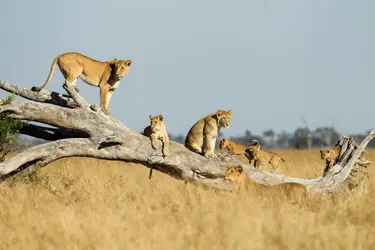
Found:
0,80 -> 77,108
0,80 -> 373,194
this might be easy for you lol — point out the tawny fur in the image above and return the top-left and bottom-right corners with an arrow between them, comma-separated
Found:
143,115 -> 170,157
319,146 -> 340,169
31,52 -> 132,115
224,166 -> 307,202
185,109 -> 232,158
219,139 -> 258,155
245,141 -> 285,170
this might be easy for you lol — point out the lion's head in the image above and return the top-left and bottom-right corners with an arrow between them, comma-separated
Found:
224,165 -> 243,182
110,59 -> 132,79
219,139 -> 228,149
215,109 -> 232,128
245,146 -> 260,158
319,149 -> 331,161
149,114 -> 164,133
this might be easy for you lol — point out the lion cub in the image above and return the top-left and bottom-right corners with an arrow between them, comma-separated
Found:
143,115 -> 170,157
320,146 -> 371,170
224,165 -> 307,201
219,139 -> 258,156
319,146 -> 341,169
185,109 -> 232,158
245,141 -> 285,170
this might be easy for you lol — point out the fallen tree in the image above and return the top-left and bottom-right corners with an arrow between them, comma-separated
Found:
0,80 -> 373,194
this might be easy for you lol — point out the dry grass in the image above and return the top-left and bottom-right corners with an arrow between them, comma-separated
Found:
1,149 -> 375,250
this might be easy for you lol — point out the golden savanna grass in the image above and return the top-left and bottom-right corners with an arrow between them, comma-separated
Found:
1,149 -> 375,249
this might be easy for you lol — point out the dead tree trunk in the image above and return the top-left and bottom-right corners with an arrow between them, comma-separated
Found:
0,80 -> 374,194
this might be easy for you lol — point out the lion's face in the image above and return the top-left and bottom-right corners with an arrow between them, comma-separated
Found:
149,114 -> 164,133
216,109 -> 232,128
113,60 -> 132,78
224,166 -> 243,182
246,146 -> 258,157
319,149 -> 330,160
219,139 -> 228,149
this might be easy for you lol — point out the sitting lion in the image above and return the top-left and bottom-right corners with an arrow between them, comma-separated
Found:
185,109 -> 232,158
224,165 -> 307,202
143,115 -> 170,157
31,52 -> 132,115
244,140 -> 285,170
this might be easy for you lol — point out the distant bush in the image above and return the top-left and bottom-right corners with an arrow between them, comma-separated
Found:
0,95 -> 26,162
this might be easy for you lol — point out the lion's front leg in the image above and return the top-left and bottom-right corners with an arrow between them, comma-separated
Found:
203,135 -> 216,158
150,134 -> 159,150
99,85 -> 112,115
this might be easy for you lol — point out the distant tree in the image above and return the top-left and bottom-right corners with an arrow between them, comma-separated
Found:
244,130 -> 252,139
262,129 -> 275,137
277,131 -> 292,149
0,95 -> 26,162
293,127 -> 312,149
314,127 -> 340,147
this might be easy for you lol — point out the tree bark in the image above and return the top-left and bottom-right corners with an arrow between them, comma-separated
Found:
0,80 -> 373,194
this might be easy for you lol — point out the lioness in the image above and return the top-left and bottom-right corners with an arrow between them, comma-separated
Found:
143,115 -> 170,157
31,52 -> 132,115
224,165 -> 307,201
245,141 -> 285,170
319,146 -> 340,169
185,109 -> 232,158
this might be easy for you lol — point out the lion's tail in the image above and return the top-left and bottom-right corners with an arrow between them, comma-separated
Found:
31,55 -> 60,92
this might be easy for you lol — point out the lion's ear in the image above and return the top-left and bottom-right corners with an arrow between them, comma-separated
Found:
236,166 -> 243,174
227,109 -> 232,116
149,115 -> 154,120
215,110 -> 223,118
158,115 -> 164,121
109,58 -> 119,64
125,60 -> 132,67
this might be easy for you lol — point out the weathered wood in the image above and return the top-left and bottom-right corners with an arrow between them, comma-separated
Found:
0,80 -> 373,194
0,80 -> 77,108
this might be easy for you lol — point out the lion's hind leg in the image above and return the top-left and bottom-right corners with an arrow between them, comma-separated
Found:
63,79 -> 80,93
188,142 -> 203,155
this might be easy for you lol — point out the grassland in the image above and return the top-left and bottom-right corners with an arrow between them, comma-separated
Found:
0,149 -> 374,250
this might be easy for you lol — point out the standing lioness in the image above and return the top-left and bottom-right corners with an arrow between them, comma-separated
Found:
31,52 -> 132,115
185,109 -> 232,158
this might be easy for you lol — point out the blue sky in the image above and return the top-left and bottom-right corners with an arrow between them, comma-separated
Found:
0,0 -> 374,137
